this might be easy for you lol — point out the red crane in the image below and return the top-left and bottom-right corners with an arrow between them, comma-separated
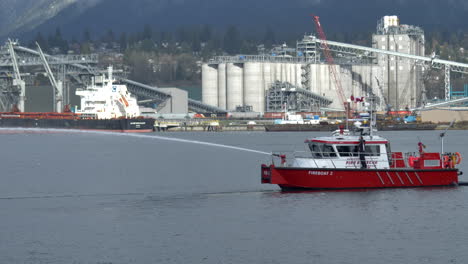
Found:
312,15 -> 351,117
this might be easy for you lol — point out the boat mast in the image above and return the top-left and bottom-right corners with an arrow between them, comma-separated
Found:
440,119 -> 455,155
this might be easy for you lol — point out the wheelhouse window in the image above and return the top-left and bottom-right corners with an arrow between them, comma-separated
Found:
308,143 -> 322,158
365,145 -> 381,156
322,144 -> 337,157
336,145 -> 357,157
336,144 -> 381,157
385,143 -> 391,154
309,143 -> 338,158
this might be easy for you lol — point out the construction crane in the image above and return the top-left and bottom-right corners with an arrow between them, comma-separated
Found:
7,39 -> 26,112
312,15 -> 351,117
36,42 -> 63,113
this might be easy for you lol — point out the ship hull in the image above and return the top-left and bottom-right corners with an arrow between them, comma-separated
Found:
261,165 -> 459,190
0,117 -> 155,133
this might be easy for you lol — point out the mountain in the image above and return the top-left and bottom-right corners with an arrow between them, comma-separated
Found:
2,0 -> 468,40
0,0 -> 102,40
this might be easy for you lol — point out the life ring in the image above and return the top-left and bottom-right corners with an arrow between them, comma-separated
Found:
455,152 -> 462,165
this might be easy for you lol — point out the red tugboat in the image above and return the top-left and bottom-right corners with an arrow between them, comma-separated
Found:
261,125 -> 463,190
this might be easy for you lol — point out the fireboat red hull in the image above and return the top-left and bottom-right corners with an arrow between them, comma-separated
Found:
261,165 -> 460,190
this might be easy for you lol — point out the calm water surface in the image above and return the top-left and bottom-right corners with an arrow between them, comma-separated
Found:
1,130 -> 468,264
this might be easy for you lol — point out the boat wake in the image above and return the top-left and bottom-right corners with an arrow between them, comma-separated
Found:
0,127 -> 272,155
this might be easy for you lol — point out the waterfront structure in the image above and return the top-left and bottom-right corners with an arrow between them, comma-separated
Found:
202,16 -> 468,112
1,41 -> 224,114
372,15 -> 425,110
203,53 -> 383,112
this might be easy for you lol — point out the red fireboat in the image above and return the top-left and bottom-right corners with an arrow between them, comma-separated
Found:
261,124 -> 463,190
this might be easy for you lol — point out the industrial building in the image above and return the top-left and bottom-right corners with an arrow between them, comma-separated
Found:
202,16 -> 427,112
373,15 -> 425,110
0,41 -> 219,115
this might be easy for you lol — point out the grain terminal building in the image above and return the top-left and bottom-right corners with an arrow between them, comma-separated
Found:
202,16 -> 425,113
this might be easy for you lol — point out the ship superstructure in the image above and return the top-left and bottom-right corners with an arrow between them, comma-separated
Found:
76,67 -> 140,119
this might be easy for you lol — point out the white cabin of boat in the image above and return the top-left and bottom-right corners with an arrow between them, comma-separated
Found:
293,133 -> 391,169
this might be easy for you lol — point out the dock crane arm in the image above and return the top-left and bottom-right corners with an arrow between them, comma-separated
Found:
36,42 -> 63,113
7,39 -> 26,112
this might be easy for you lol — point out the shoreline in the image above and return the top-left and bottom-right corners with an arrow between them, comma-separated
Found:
158,123 -> 468,132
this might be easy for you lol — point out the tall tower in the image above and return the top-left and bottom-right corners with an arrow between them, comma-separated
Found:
372,16 -> 425,110
297,35 -> 319,90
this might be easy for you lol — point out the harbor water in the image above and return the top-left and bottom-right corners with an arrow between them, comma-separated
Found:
1,130 -> 468,263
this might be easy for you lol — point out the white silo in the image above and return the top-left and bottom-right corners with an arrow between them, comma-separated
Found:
296,64 -> 303,87
263,62 -> 276,81
363,65 -> 371,98
307,64 -> 316,92
289,63 -> 295,85
352,65 -> 360,99
243,62 -> 264,112
226,63 -> 244,111
310,64 -> 320,94
314,64 -> 344,109
263,63 -> 272,96
353,65 -> 371,100
281,63 -> 287,82
324,64 -> 334,95
274,63 -> 282,82
202,64 -> 218,107
218,63 -> 227,109
285,63 -> 292,83
292,63 -> 297,87
341,66 -> 353,101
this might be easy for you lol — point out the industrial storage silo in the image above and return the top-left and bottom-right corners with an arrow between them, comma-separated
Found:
263,63 -> 272,98
285,63 -> 291,83
273,63 -> 281,83
312,64 -> 342,109
340,66 -> 353,100
357,65 -> 366,99
370,66 -> 385,110
310,64 -> 320,94
352,65 -> 372,100
363,65 -> 372,98
306,64 -> 315,92
217,63 -> 227,109
321,64 -> 333,96
202,64 -> 218,107
328,65 -> 345,110
281,63 -> 287,82
268,62 -> 276,83
289,63 -> 295,85
226,63 -> 244,111
243,62 -> 264,112
295,64 -> 303,87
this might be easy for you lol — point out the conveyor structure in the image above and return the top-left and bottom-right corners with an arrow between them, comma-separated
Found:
266,81 -> 333,112
0,41 -> 223,114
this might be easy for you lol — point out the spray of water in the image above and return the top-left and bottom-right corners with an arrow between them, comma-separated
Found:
0,128 -> 272,155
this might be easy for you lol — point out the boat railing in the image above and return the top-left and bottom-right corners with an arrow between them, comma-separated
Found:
272,150 -> 447,169
271,150 -> 414,169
